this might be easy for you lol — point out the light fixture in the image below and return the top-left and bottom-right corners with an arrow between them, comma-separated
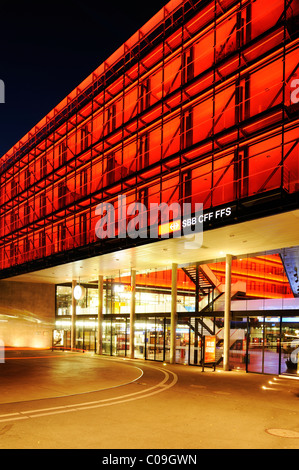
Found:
74,284 -> 85,300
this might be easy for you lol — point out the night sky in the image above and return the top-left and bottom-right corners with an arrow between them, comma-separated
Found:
0,0 -> 167,157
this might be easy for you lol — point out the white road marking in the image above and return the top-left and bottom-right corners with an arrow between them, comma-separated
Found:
0,364 -> 178,423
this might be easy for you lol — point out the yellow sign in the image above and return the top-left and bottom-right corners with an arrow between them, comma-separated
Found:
158,220 -> 181,236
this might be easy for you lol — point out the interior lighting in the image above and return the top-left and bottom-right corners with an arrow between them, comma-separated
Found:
74,284 -> 85,300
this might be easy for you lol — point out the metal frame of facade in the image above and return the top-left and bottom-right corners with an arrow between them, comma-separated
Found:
0,0 -> 299,281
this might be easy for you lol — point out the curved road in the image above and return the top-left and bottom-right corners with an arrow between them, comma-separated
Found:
0,350 -> 299,450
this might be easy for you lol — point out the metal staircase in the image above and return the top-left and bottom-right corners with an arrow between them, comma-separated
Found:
181,263 -> 246,366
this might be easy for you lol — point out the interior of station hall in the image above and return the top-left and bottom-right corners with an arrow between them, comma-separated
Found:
2,208 -> 299,378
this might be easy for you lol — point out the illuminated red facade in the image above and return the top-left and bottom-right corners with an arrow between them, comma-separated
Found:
0,0 -> 299,287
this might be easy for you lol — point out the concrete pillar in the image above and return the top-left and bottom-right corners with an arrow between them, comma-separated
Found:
170,263 -> 178,364
96,275 -> 104,355
223,254 -> 232,371
71,280 -> 77,350
130,269 -> 136,359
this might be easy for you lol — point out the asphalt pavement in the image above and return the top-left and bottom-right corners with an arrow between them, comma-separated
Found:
0,349 -> 298,451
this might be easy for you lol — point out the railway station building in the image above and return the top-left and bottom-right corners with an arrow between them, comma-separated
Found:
0,0 -> 299,376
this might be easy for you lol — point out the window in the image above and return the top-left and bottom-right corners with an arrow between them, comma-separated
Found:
40,191 -> 47,218
107,153 -> 116,185
139,78 -> 151,113
24,201 -> 30,225
10,242 -> 17,261
57,222 -> 66,251
237,4 -> 252,47
80,168 -> 88,196
25,168 -> 30,189
79,213 -> 87,245
10,210 -> 17,231
105,104 -> 116,134
58,182 -> 67,209
80,126 -> 89,153
24,237 -> 30,256
235,75 -> 250,123
11,179 -> 18,198
180,170 -> 192,205
182,47 -> 194,84
138,133 -> 149,170
181,108 -> 193,149
40,155 -> 47,179
39,230 -> 46,256
59,141 -> 67,166
139,187 -> 149,210
234,147 -> 249,199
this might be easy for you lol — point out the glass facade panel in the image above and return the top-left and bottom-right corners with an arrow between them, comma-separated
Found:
176,321 -> 190,364
145,317 -> 165,361
56,286 -> 72,316
102,320 -> 112,356
112,318 -> 128,357
263,318 -> 281,375
134,320 -> 146,360
248,317 -> 264,373
53,249 -> 299,376
281,318 -> 299,376
229,316 -> 247,371
1,0 -> 298,275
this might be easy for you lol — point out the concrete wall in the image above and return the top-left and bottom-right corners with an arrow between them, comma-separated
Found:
0,281 -> 55,348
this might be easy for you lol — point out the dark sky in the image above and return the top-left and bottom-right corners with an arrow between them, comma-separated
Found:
0,0 -> 167,157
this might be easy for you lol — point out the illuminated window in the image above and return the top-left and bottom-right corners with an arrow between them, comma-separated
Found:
58,182 -> 67,209
11,179 -> 18,198
180,170 -> 192,205
105,104 -> 116,134
25,168 -> 30,189
139,78 -> 151,113
80,168 -> 88,196
181,108 -> 193,149
57,222 -> 66,251
59,141 -> 67,166
80,126 -> 89,153
10,242 -> 16,261
236,75 -> 250,123
24,201 -> 30,225
237,3 -> 252,47
40,155 -> 47,179
139,187 -> 148,205
40,191 -> 46,218
106,153 -> 115,185
233,147 -> 249,199
39,230 -> 46,256
10,210 -> 17,231
24,237 -> 30,258
138,133 -> 149,170
182,47 -> 194,84
79,213 -> 87,245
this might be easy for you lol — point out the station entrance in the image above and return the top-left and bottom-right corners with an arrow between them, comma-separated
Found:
53,313 -> 299,376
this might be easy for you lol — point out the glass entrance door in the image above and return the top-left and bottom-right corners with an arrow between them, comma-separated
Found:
263,318 -> 280,374
145,317 -> 165,361
189,319 -> 202,366
83,329 -> 96,352
248,317 -> 264,373
281,318 -> 299,376
247,316 -> 281,375
112,318 -> 127,356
